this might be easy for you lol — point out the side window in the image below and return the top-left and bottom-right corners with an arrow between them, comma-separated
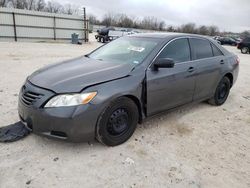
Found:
158,38 -> 191,63
211,44 -> 223,56
190,38 -> 213,60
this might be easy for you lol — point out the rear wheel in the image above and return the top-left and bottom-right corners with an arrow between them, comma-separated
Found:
97,37 -> 101,42
208,77 -> 231,106
96,97 -> 139,146
241,47 -> 249,54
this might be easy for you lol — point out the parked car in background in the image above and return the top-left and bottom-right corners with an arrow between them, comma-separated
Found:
237,37 -> 250,54
18,33 -> 239,146
213,36 -> 221,40
218,37 -> 238,46
231,36 -> 242,43
211,37 -> 221,45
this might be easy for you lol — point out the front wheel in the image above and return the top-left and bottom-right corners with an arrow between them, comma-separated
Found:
96,97 -> 139,146
241,47 -> 249,54
208,77 -> 231,106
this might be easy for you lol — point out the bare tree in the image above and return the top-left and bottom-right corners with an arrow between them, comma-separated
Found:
198,25 -> 209,35
46,0 -> 63,13
132,17 -> 140,28
63,3 -> 79,15
99,13 -> 167,31
0,1 -> 227,36
88,14 -> 100,25
25,0 -> 35,10
179,23 -> 196,34
158,21 -> 165,31
102,12 -> 116,27
166,25 -> 175,32
207,26 -> 219,36
241,31 -> 250,39
35,0 -> 45,11
140,16 -> 160,30
9,0 -> 27,9
63,3 -> 73,14
0,0 -> 7,7
116,14 -> 133,28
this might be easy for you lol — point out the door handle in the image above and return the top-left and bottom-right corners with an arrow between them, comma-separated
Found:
188,67 -> 195,73
220,59 -> 225,64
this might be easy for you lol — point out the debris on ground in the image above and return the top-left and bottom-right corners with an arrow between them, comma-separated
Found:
124,157 -> 135,165
0,121 -> 30,142
243,96 -> 250,100
26,180 -> 32,185
53,157 -> 59,162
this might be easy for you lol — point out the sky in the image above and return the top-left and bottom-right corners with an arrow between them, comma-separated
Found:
59,0 -> 250,32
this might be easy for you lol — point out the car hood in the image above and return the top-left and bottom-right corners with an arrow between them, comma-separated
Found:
28,56 -> 135,93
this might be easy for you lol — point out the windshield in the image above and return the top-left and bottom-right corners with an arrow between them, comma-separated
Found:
89,37 -> 159,64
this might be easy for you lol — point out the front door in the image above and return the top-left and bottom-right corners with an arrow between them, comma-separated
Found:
146,38 -> 196,116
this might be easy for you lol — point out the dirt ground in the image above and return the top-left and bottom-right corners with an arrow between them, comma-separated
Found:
0,37 -> 250,188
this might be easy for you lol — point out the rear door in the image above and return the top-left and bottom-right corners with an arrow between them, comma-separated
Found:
190,38 -> 224,101
146,38 -> 196,116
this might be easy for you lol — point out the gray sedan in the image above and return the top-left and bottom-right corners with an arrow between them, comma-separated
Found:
18,33 -> 239,146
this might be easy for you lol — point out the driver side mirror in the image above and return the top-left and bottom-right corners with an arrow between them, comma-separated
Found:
153,58 -> 175,70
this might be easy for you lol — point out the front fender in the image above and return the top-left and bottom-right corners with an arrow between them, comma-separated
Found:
83,73 -> 146,120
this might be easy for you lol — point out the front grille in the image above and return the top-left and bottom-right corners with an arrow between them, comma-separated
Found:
21,90 -> 43,106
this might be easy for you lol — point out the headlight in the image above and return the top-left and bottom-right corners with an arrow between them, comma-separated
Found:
44,92 -> 97,108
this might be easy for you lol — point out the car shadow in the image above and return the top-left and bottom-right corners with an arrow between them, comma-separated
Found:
30,101 -> 211,150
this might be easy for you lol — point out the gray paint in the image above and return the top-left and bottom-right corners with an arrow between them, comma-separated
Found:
28,56 -> 135,93
18,33 -> 239,142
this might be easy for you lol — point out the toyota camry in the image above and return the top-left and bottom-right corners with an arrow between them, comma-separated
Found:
18,33 -> 239,146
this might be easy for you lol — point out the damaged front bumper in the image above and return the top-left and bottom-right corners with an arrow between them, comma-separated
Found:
18,81 -> 99,142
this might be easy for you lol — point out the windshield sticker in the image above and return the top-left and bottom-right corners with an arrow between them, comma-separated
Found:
133,61 -> 139,64
128,46 -> 145,52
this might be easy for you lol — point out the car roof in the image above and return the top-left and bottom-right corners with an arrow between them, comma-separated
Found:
129,32 -> 231,55
129,32 -> 210,39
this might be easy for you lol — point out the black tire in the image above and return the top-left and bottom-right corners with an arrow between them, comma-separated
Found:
101,37 -> 105,43
241,47 -> 249,54
96,97 -> 139,146
208,77 -> 231,106
97,37 -> 101,42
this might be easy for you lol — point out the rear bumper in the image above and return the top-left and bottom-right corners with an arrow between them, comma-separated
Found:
18,96 -> 100,142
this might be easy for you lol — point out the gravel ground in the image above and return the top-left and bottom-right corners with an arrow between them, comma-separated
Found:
0,38 -> 250,188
